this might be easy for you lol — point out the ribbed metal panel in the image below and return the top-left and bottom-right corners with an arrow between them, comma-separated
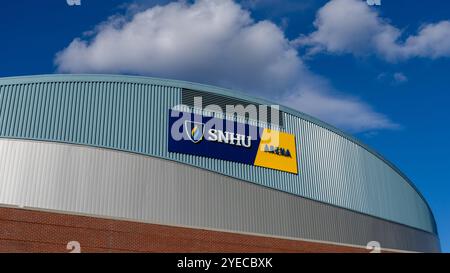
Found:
181,88 -> 284,127
0,75 -> 437,235
0,80 -> 178,158
0,139 -> 440,252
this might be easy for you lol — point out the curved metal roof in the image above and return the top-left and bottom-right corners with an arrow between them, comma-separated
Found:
0,73 -> 438,234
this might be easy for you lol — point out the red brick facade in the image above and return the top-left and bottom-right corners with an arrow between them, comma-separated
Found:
0,207 -> 377,253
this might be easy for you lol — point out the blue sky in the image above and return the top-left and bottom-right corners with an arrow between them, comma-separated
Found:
0,0 -> 449,252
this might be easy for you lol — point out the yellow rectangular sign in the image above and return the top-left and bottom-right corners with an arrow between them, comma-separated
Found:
254,128 -> 298,174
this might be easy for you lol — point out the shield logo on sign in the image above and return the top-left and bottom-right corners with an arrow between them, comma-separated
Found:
185,121 -> 205,143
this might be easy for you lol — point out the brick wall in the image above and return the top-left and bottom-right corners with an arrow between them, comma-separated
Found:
0,207 -> 375,253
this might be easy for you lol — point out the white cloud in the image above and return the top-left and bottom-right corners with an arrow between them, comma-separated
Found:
281,74 -> 400,132
296,0 -> 450,62
55,0 -> 300,94
393,72 -> 408,84
402,21 -> 450,59
377,72 -> 408,85
55,0 -> 397,133
283,90 -> 399,132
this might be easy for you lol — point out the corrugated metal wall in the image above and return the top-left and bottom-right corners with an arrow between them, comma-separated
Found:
0,75 -> 437,235
0,139 -> 440,252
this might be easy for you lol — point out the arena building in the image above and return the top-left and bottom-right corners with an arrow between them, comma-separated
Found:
0,74 -> 440,252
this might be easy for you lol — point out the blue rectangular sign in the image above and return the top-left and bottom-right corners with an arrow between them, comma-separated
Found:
168,109 -> 298,174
